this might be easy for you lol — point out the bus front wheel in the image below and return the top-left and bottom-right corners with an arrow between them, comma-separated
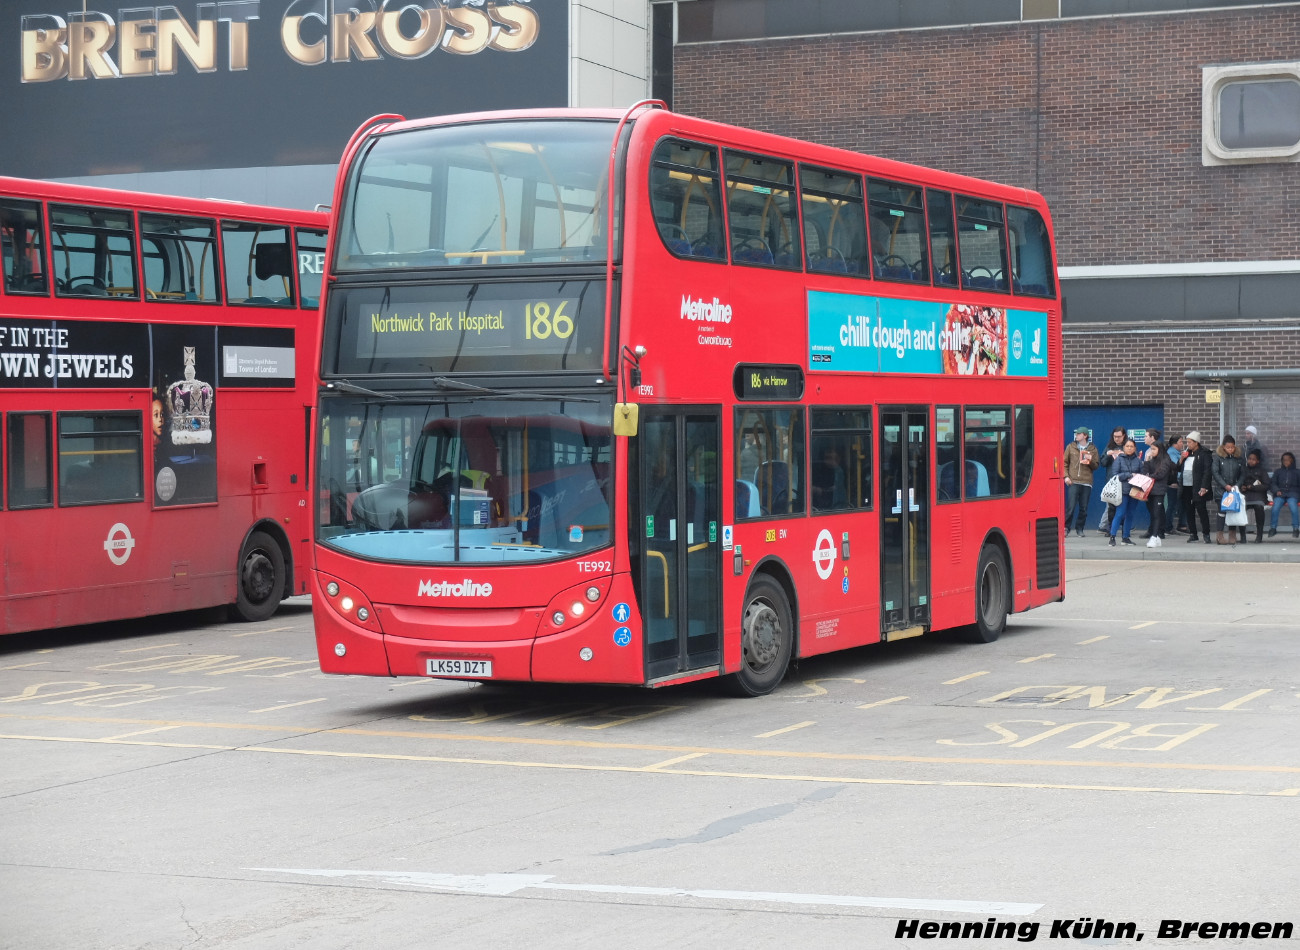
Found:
725,575 -> 792,697
231,530 -> 285,623
960,544 -> 1009,643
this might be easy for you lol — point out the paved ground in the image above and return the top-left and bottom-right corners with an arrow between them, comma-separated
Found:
1067,526 -> 1300,562
2,558 -> 1298,950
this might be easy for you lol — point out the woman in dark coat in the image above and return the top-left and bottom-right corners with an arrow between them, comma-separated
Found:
1178,432 -> 1214,544
1142,428 -> 1173,547
1269,452 -> 1300,538
1240,450 -> 1271,544
1212,435 -> 1246,545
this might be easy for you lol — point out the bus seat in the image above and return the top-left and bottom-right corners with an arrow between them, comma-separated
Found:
665,237 -> 692,256
755,460 -> 790,514
966,460 -> 990,498
735,479 -> 761,518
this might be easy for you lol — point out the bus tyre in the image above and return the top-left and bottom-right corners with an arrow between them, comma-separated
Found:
961,544 -> 1009,643
725,575 -> 793,697
231,530 -> 284,623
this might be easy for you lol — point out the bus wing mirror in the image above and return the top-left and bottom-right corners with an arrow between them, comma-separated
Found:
613,403 -> 639,437
254,242 -> 293,280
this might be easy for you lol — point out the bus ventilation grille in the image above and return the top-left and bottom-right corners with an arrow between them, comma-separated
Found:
1035,518 -> 1061,589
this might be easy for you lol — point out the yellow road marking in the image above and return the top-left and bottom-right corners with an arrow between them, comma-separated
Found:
3,714 -> 1299,776
1018,654 -> 1055,664
0,732 -> 1285,798
857,696 -> 908,709
101,725 -> 182,740
644,752 -> 709,770
755,721 -> 816,738
233,625 -> 297,638
118,644 -> 181,653
0,662 -> 49,670
944,672 -> 989,685
1130,621 -> 1158,630
1078,636 -> 1110,644
250,699 -> 328,713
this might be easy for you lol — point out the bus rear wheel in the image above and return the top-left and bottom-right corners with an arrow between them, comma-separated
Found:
960,544 -> 1009,643
724,575 -> 792,697
231,530 -> 285,623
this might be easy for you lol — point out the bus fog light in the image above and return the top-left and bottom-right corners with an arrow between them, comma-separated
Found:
357,607 -> 370,621
340,596 -> 354,612
327,582 -> 340,597
334,643 -> 347,657
570,601 -> 585,617
552,611 -> 566,626
579,647 -> 593,661
585,586 -> 600,602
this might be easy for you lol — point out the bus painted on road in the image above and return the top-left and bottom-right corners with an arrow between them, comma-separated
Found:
1,176 -> 327,634
311,104 -> 1064,695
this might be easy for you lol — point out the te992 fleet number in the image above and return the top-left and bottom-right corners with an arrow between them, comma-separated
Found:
577,560 -> 612,573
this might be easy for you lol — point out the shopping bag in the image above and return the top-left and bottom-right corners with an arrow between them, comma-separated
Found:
1225,503 -> 1248,527
1129,473 -> 1155,493
1129,484 -> 1151,501
1220,490 -> 1242,512
1100,476 -> 1122,506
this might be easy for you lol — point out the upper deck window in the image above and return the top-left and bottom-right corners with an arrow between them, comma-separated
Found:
1,199 -> 48,296
50,205 -> 138,299
956,197 -> 1009,293
140,214 -> 219,303
339,119 -> 617,270
1007,206 -> 1056,298
222,221 -> 295,306
868,180 -> 929,284
800,166 -> 869,277
650,139 -> 726,261
724,151 -> 800,269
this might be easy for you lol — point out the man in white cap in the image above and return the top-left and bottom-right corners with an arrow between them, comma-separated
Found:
1242,425 -> 1266,470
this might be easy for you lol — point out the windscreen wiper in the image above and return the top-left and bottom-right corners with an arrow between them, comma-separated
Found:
323,379 -> 397,400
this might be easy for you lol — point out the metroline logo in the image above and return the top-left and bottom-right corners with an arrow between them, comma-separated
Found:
417,579 -> 493,598
680,295 -> 732,323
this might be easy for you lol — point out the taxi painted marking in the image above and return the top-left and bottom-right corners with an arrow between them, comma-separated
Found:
1077,636 -> 1110,644
857,696 -> 908,709
944,671 -> 989,684
1018,654 -> 1055,663
251,699 -> 328,713
755,721 -> 816,738
247,867 -> 1044,915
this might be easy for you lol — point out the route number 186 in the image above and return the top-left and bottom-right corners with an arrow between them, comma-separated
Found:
524,301 -> 574,340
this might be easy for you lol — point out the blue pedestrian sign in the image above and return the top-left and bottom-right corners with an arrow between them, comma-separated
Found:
613,626 -> 631,647
612,602 -> 631,623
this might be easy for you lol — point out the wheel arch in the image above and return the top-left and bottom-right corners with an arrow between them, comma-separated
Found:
976,527 -> 1014,608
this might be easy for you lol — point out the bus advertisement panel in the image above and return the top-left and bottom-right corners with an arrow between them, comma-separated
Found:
0,176 -> 327,634
311,106 -> 1064,695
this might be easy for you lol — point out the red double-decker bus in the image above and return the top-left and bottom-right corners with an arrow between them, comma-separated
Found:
311,104 -> 1064,695
0,177 -> 327,634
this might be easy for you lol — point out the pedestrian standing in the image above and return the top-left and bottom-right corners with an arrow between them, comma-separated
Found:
1179,432 -> 1213,544
1212,434 -> 1246,545
1108,439 -> 1143,547
1165,436 -> 1187,532
1269,452 -> 1300,538
1240,450 -> 1270,544
1097,425 -> 1128,535
1063,426 -> 1099,538
1142,429 -> 1172,547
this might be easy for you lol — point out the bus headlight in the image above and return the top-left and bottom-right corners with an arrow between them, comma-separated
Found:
340,596 -> 354,612
585,587 -> 601,602
327,582 -> 340,597
552,611 -> 566,626
570,601 -> 585,618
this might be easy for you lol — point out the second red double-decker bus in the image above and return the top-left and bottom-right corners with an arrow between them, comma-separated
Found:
1,177 -> 327,634
311,104 -> 1064,695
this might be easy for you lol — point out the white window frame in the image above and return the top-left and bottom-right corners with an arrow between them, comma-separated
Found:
1202,62 -> 1300,166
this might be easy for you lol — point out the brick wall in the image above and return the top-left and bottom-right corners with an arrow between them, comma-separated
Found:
1063,324 -> 1300,453
673,8 -> 1300,267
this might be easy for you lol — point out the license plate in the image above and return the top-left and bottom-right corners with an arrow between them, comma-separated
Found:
426,658 -> 493,678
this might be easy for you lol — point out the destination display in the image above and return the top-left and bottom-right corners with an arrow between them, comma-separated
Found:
807,290 -> 1050,378
733,364 -> 805,400
329,280 -> 606,375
